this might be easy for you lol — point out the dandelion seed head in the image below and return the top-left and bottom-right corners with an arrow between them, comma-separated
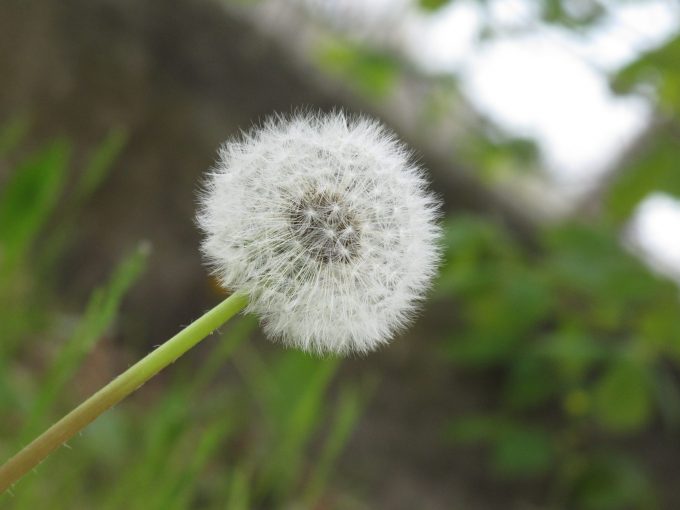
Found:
198,111 -> 441,355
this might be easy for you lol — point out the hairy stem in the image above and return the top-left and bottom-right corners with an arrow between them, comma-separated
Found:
0,292 -> 248,494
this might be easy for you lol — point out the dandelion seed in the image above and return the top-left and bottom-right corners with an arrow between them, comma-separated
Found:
198,111 -> 441,354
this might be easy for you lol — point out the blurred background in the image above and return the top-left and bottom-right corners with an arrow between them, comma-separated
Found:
1,0 -> 680,508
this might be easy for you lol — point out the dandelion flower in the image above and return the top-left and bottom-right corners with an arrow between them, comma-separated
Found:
198,111 -> 441,354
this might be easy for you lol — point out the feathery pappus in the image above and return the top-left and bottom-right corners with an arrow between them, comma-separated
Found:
198,111 -> 441,354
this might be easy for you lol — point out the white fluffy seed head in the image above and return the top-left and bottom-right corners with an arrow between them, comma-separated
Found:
198,111 -> 441,355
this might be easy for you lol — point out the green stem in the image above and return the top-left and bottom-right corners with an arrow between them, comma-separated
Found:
0,293 -> 248,494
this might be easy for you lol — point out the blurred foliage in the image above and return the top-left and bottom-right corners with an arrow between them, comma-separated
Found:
295,1 -> 680,505
438,215 -> 678,508
316,38 -> 401,98
427,3 -> 680,507
612,34 -> 680,117
418,0 -> 450,12
604,129 -> 680,223
606,32 -> 680,224
0,130 -> 364,509
459,129 -> 540,177
417,0 -> 607,29
316,40 -> 541,181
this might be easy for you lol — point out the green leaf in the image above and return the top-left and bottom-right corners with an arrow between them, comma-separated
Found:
447,272 -> 551,366
447,415 -> 504,444
503,353 -> 560,409
612,35 -> 680,115
537,330 -> 606,381
605,132 -> 680,222
568,453 -> 655,510
593,360 -> 653,433
449,417 -> 554,477
418,0 -> 451,12
544,224 -> 663,327
459,129 -> 540,178
541,0 -> 604,28
492,426 -> 554,477
436,216 -> 518,297
317,39 -> 399,98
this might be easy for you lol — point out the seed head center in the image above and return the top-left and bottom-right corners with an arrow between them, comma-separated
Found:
290,192 -> 361,263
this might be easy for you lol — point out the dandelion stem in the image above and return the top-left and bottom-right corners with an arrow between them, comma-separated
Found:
0,292 -> 248,494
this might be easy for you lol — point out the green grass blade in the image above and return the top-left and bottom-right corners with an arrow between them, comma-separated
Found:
303,385 -> 364,507
225,467 -> 251,510
18,242 -> 149,444
73,127 -> 127,206
0,140 -> 70,277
